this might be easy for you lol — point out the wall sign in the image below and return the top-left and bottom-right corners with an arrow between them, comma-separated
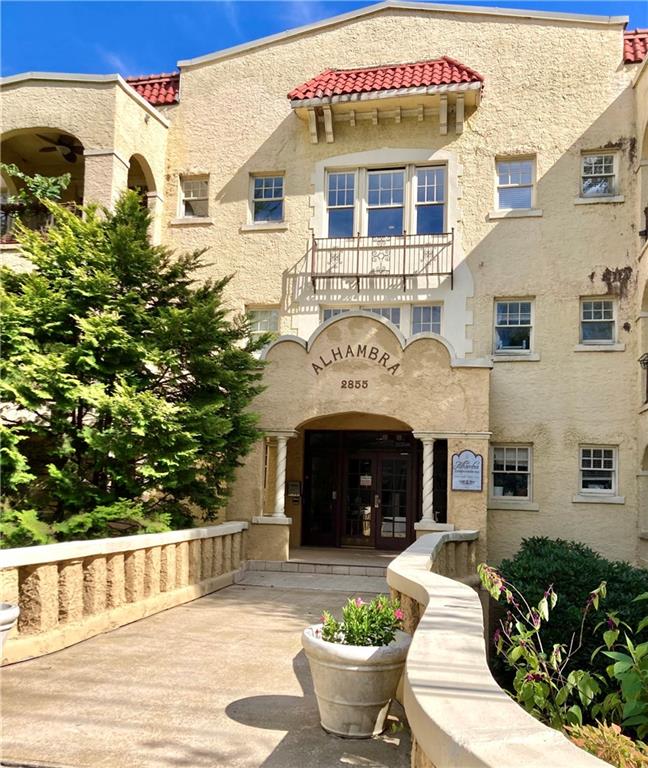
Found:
311,342 -> 401,376
451,450 -> 483,492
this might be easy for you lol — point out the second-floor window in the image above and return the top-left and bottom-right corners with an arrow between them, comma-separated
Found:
496,158 -> 534,210
412,305 -> 441,335
581,153 -> 616,198
252,175 -> 284,223
494,300 -> 533,354
580,299 -> 615,344
579,446 -> 617,495
180,176 -> 209,218
247,308 -> 279,340
325,165 -> 446,238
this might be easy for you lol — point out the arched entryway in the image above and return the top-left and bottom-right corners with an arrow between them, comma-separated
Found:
289,412 -> 445,550
0,128 -> 85,242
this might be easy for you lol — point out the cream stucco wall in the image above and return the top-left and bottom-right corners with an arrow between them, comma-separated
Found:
1,4 -> 646,565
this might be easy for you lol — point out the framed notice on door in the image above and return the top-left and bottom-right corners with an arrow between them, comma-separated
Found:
451,450 -> 483,492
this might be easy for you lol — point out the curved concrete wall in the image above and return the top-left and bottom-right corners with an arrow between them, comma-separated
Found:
386,533 -> 608,768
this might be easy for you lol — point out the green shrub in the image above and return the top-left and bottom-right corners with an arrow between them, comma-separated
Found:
499,538 -> 648,676
321,596 -> 404,646
0,507 -> 54,547
566,722 -> 648,767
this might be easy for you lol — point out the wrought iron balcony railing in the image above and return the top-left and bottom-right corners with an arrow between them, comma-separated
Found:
0,202 -> 80,244
308,230 -> 454,293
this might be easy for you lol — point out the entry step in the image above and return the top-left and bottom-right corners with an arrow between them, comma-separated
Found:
236,570 -> 389,594
246,560 -> 387,577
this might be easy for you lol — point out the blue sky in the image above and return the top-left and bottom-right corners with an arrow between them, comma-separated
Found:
1,1 -> 646,78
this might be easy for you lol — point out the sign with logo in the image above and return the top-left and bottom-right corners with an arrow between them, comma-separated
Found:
451,450 -> 483,492
310,342 -> 401,376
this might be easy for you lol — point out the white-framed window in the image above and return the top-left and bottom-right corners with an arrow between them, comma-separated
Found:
180,176 -> 209,218
581,153 -> 617,198
580,299 -> 615,344
246,308 -> 279,340
324,164 -> 447,238
322,307 -> 350,322
365,306 -> 401,328
412,305 -> 442,335
494,300 -> 533,354
579,446 -> 617,495
491,446 -> 532,500
327,171 -> 356,237
251,175 -> 284,223
496,158 -> 535,210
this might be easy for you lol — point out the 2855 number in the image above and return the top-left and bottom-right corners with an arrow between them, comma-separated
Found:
341,380 -> 368,389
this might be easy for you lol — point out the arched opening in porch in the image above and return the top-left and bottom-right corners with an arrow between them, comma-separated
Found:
277,412 -> 448,550
0,127 -> 84,242
127,153 -> 155,207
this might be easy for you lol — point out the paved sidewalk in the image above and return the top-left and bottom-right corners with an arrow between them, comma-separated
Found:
1,578 -> 410,768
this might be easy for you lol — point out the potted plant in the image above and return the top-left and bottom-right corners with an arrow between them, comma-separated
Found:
302,595 -> 411,738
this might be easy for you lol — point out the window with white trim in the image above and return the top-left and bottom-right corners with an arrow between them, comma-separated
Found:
494,300 -> 533,354
580,299 -> 615,344
251,175 -> 284,223
579,446 -> 617,494
324,164 -> 446,237
496,158 -> 534,210
180,176 -> 209,218
365,306 -> 401,328
247,308 -> 279,340
491,446 -> 531,499
412,305 -> 442,335
327,172 -> 356,237
581,153 -> 616,198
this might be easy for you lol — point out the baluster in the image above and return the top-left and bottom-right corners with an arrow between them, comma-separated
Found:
213,536 -> 224,577
58,559 -> 84,623
145,547 -> 161,597
19,564 -> 59,633
84,556 -> 107,615
125,550 -> 145,603
175,542 -> 189,588
201,538 -> 214,581
160,544 -> 176,592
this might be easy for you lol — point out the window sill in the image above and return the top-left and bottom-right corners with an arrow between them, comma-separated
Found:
240,222 -> 288,233
492,353 -> 540,362
169,217 -> 213,227
573,343 -> 625,352
574,195 -> 624,205
488,500 -> 539,512
488,209 -> 543,220
572,494 -> 625,505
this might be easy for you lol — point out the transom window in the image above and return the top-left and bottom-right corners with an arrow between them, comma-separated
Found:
494,300 -> 533,354
180,176 -> 209,218
492,446 -> 531,499
247,308 -> 279,340
581,154 -> 616,198
325,165 -> 446,237
496,159 -> 534,210
412,305 -> 441,335
252,175 -> 284,223
579,446 -> 617,494
580,299 -> 615,344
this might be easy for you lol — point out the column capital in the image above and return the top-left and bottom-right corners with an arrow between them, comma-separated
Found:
265,430 -> 298,440
414,431 -> 492,440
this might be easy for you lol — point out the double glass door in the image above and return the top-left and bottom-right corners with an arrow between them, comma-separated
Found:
343,452 -> 410,549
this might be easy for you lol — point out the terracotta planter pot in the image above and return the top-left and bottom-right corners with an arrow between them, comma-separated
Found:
302,624 -> 411,738
0,603 -> 20,655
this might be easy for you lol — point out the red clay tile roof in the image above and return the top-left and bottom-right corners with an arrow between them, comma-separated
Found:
126,72 -> 179,105
288,57 -> 484,102
624,30 -> 648,64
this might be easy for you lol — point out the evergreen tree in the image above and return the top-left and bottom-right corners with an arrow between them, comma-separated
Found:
1,191 -> 266,545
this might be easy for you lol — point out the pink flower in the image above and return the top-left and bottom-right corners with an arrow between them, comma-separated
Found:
394,608 -> 404,621
354,597 -> 364,607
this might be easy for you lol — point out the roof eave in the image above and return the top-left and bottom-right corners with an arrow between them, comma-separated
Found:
289,80 -> 482,109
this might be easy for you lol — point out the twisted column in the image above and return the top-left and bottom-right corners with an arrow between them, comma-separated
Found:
414,433 -> 435,522
273,435 -> 289,517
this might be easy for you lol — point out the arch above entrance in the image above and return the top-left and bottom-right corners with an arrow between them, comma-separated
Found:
257,312 -> 492,435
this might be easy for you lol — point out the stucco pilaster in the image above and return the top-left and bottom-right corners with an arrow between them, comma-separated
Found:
83,150 -> 129,209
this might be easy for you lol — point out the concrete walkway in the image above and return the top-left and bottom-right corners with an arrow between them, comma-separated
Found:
1,577 -> 410,768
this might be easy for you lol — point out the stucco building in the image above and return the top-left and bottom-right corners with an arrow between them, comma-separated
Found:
2,1 -> 647,566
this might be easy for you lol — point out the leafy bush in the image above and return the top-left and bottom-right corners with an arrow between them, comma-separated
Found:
499,538 -> 648,676
480,562 -> 607,729
321,596 -> 404,647
0,507 -> 54,547
0,181 -> 268,548
566,722 -> 648,768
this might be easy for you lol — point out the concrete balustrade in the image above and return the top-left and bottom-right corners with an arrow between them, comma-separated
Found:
0,521 -> 248,665
387,533 -> 607,768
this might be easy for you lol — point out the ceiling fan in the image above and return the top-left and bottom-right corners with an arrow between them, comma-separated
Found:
37,133 -> 83,164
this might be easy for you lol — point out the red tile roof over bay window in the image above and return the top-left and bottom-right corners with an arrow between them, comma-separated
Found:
126,72 -> 179,105
624,30 -> 648,64
288,57 -> 484,103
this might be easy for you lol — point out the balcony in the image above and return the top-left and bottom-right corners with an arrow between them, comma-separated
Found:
0,202 -> 79,244
308,230 -> 454,293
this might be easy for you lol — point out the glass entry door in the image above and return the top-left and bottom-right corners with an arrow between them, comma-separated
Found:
342,453 -> 412,549
342,456 -> 375,546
